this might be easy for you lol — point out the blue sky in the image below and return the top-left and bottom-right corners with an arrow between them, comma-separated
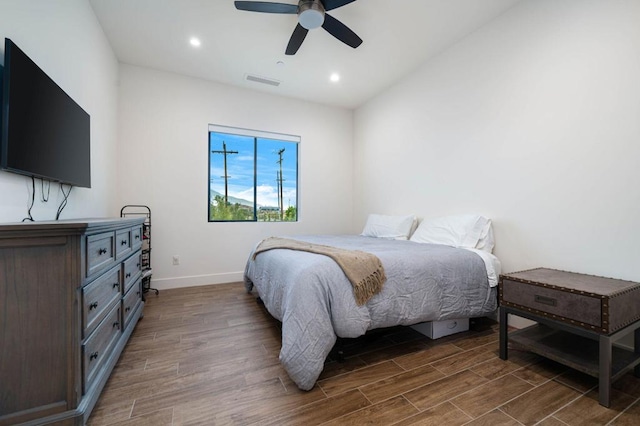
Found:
209,131 -> 298,209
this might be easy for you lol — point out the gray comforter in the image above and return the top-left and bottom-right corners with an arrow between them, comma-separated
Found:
243,235 -> 497,390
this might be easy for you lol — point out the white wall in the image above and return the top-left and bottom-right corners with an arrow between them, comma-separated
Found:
354,0 -> 640,286
0,0 -> 118,223
117,64 -> 354,289
6,0 -> 637,299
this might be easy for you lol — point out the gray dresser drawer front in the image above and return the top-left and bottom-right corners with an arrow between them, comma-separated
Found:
122,251 -> 142,293
115,229 -> 132,260
82,265 -> 121,338
502,279 -> 602,327
87,232 -> 115,277
122,278 -> 142,326
131,225 -> 143,251
83,304 -> 121,393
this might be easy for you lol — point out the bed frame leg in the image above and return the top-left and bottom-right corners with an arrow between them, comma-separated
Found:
333,338 -> 346,362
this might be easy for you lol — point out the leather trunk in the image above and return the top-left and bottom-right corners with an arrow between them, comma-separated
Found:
499,268 -> 640,335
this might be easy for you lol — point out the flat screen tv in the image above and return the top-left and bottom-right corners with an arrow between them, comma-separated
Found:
0,38 -> 91,188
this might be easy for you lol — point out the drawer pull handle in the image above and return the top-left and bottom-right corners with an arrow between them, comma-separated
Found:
125,306 -> 131,313
535,295 -> 557,307
113,321 -> 120,329
136,291 -> 141,296
121,240 -> 128,246
126,272 -> 131,278
135,235 -> 140,240
113,282 -> 119,289
89,302 -> 99,310
98,248 -> 107,255
90,351 -> 99,361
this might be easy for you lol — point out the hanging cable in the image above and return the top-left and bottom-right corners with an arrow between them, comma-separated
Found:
55,184 -> 73,220
41,179 -> 51,202
22,176 -> 36,222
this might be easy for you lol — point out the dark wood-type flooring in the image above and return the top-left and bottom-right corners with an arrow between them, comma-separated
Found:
88,283 -> 640,425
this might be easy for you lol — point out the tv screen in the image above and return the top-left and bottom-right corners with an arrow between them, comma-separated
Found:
1,38 -> 91,188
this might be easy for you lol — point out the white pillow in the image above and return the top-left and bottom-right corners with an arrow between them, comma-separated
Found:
410,214 -> 491,249
475,220 -> 495,253
361,214 -> 416,240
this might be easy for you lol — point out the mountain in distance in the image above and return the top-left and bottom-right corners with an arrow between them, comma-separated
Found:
210,189 -> 254,207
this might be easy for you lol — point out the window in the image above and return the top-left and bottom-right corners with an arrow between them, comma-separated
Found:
208,125 -> 299,222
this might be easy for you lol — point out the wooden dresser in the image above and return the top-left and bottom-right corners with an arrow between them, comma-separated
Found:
0,218 -> 146,425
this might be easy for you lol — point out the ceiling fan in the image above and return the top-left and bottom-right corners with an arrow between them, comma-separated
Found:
234,0 -> 363,55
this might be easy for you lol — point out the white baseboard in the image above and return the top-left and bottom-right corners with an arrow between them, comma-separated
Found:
150,272 -> 244,290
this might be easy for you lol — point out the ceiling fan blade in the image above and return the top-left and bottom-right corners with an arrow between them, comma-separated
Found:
234,1 -> 298,14
285,24 -> 309,55
321,0 -> 357,12
322,14 -> 362,49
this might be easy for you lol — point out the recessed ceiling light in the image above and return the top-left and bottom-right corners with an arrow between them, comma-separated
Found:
330,73 -> 340,82
277,60 -> 285,67
189,37 -> 201,47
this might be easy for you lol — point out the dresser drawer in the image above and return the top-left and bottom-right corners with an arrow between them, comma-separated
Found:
82,265 -> 121,338
122,252 -> 142,293
115,228 -> 132,260
501,278 -> 602,327
131,225 -> 143,251
83,304 -> 121,392
86,231 -> 115,277
122,278 -> 142,327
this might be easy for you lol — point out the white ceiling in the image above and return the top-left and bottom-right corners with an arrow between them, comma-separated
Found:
89,0 -> 522,109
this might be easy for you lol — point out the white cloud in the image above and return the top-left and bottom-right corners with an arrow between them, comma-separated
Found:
255,184 -> 278,207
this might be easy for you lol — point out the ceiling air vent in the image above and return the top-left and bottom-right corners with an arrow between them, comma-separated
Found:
245,74 -> 281,87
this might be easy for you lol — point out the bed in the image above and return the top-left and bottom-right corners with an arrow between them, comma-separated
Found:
243,214 -> 501,390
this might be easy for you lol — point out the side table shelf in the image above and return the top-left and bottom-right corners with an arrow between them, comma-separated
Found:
500,305 -> 640,407
508,323 -> 640,379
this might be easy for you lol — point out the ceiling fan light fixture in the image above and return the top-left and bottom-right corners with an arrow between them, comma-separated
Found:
234,0 -> 361,55
298,0 -> 325,30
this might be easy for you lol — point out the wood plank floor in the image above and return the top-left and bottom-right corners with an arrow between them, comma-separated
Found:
88,283 -> 640,425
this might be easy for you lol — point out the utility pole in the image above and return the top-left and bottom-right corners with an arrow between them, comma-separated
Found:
276,148 -> 285,220
211,142 -> 238,205
276,171 -> 281,216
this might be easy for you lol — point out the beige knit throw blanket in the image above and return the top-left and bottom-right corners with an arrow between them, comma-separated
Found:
253,237 -> 387,306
